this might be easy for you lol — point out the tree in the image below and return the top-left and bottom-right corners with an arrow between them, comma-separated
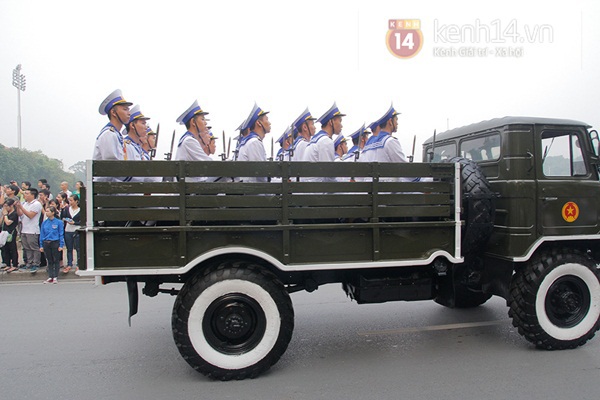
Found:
0,144 -> 79,195
69,161 -> 87,183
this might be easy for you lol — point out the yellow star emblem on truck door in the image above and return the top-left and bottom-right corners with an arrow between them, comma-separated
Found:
562,201 -> 579,223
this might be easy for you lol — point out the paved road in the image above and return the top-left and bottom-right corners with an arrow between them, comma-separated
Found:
1,281 -> 599,400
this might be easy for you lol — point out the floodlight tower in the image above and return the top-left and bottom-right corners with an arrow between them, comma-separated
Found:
12,64 -> 26,149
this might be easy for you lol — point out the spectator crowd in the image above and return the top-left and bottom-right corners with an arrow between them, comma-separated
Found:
0,179 -> 84,283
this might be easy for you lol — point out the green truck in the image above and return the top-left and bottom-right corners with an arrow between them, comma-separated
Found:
79,116 -> 600,380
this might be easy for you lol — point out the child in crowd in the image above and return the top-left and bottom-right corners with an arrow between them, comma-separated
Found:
39,206 -> 64,284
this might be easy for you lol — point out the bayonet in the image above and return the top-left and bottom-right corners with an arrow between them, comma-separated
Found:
166,129 -> 176,161
151,123 -> 160,160
288,124 -> 294,161
409,134 -> 416,162
220,130 -> 227,161
429,129 -> 437,162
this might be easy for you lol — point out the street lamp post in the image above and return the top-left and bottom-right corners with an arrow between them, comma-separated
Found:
12,64 -> 26,149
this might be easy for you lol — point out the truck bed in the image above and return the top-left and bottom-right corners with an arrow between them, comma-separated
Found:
79,161 -> 462,277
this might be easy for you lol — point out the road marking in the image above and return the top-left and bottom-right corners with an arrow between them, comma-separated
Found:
358,319 -> 511,336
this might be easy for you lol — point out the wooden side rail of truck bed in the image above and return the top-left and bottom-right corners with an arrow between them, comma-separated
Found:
79,160 -> 462,275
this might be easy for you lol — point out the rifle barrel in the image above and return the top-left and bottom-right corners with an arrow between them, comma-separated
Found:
430,129 -> 437,162
166,129 -> 176,161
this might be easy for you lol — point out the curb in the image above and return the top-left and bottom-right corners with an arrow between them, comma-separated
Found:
2,243 -> 92,283
0,268 -> 92,283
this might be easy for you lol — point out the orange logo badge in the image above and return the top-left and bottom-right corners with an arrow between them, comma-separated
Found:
562,201 -> 579,223
387,19 -> 423,59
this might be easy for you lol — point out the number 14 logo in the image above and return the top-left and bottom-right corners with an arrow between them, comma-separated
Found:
387,19 -> 423,59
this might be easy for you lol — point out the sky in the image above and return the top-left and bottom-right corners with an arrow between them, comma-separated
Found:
1,0 -> 599,170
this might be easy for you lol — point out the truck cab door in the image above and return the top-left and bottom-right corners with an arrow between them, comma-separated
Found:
536,126 -> 600,237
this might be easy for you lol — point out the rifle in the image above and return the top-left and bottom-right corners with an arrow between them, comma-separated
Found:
220,130 -> 227,161
269,137 -> 274,161
349,151 -> 360,182
287,124 -> 294,161
165,129 -> 176,161
150,123 -> 160,160
429,129 -> 437,162
409,134 -> 416,162
226,137 -> 232,160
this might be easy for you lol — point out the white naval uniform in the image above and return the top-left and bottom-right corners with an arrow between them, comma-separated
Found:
290,137 -> 309,162
276,148 -> 284,161
123,135 -> 160,183
360,131 -> 409,182
175,132 -> 212,182
280,150 -> 292,162
361,132 -> 407,162
93,123 -> 124,161
237,132 -> 267,183
123,135 -> 144,161
342,145 -> 360,162
93,123 -> 131,182
302,130 -> 336,183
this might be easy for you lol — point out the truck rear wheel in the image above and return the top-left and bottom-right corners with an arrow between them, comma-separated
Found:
172,262 -> 294,380
509,249 -> 600,349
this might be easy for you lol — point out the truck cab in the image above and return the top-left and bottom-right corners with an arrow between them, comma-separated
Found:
423,116 -> 600,262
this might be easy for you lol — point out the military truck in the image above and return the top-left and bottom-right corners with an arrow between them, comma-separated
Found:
79,116 -> 600,380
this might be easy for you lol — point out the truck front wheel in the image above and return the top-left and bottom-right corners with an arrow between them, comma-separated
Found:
172,262 -> 294,380
509,249 -> 600,349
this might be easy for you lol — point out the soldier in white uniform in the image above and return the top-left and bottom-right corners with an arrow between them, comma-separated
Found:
360,105 -> 405,164
175,100 -> 212,182
123,105 -> 150,162
93,89 -> 132,161
342,124 -> 371,162
237,103 -> 271,183
207,129 -> 218,156
175,100 -> 211,162
362,120 -> 381,153
232,118 -> 250,161
141,126 -> 157,160
276,127 -> 294,161
333,135 -> 348,161
302,102 -> 345,182
289,108 -> 316,162
140,126 -> 164,187
360,104 -> 413,183
93,89 -> 133,183
121,105 -> 158,188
